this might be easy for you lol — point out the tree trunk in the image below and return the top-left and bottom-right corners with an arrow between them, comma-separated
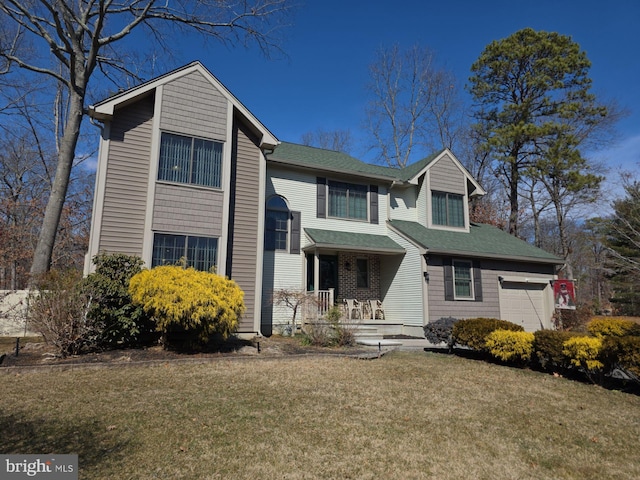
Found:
508,159 -> 520,237
29,91 -> 85,280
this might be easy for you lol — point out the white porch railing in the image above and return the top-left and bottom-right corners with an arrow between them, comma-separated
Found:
303,288 -> 334,320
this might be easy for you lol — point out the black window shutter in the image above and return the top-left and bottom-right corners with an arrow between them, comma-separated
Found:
317,177 -> 326,218
473,260 -> 483,302
290,211 -> 301,254
443,258 -> 454,301
370,185 -> 379,224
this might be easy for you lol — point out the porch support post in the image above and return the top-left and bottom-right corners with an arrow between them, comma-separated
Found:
314,249 -> 320,296
422,254 -> 430,326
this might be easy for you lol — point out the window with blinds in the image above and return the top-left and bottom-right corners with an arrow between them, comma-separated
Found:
158,132 -> 222,188
432,191 -> 464,227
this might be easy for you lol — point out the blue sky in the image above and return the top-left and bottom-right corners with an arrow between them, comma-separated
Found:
174,0 -> 639,194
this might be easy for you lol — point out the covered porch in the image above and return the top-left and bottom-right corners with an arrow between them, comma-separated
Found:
301,228 -> 406,337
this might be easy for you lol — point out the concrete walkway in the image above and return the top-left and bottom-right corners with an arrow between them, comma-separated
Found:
356,337 -> 441,350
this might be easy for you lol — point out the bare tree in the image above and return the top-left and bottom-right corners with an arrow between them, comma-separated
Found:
301,128 -> 354,154
0,0 -> 292,279
365,44 -> 463,168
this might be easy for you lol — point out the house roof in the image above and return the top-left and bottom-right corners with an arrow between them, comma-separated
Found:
268,143 -> 485,196
304,228 -> 405,255
388,220 -> 563,264
268,142 -> 399,182
88,61 -> 279,148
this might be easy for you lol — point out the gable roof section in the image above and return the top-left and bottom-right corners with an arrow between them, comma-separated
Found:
268,142 -> 399,182
388,219 -> 563,264
401,149 -> 486,196
304,228 -> 405,254
89,61 -> 279,148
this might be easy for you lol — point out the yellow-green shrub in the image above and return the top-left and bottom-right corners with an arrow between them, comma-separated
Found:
533,330 -> 582,371
485,330 -> 535,363
452,318 -> 524,352
129,265 -> 245,345
601,336 -> 640,378
562,336 -> 603,371
587,317 -> 640,338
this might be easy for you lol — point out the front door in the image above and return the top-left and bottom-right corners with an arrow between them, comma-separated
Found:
306,254 -> 339,298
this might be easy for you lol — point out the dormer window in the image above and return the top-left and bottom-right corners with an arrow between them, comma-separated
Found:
432,191 -> 464,227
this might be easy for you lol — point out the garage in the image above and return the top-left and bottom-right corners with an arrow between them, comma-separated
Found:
498,277 -> 552,331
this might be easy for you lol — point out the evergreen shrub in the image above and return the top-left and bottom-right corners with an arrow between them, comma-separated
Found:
562,336 -> 604,371
129,265 -> 245,347
587,317 -> 640,338
485,330 -> 534,363
423,317 -> 458,350
601,336 -> 640,378
452,318 -> 523,352
533,330 -> 582,371
83,253 -> 156,348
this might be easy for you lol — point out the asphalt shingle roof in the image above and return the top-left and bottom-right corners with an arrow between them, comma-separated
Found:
304,228 -> 405,254
268,142 -> 442,182
389,220 -> 563,264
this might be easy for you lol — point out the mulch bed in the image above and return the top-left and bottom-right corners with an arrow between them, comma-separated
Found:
0,336 -> 381,370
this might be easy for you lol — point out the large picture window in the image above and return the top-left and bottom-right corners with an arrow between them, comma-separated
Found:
453,260 -> 473,299
158,132 -> 222,188
432,191 -> 464,227
328,181 -> 368,220
152,233 -> 218,271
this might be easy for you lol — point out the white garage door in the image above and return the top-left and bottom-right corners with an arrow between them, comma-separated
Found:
500,282 -> 547,331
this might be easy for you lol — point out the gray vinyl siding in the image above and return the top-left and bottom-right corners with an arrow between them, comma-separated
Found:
99,94 -> 154,255
152,184 -> 224,237
230,119 -> 262,332
427,256 -> 554,322
430,154 -> 465,195
160,71 -> 227,141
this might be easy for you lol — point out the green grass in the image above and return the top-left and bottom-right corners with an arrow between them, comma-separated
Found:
1,351 -> 639,479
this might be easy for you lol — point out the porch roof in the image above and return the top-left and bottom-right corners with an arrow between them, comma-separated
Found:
303,228 -> 405,255
388,220 -> 564,264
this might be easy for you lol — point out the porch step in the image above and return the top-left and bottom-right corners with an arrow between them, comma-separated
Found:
352,325 -> 381,339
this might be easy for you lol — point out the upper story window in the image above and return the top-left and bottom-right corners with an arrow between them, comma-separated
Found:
158,132 -> 222,188
432,191 -> 464,227
265,196 -> 289,251
328,180 -> 368,220
152,233 -> 218,271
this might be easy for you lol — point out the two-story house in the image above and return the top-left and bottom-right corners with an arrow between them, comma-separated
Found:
86,61 -> 563,338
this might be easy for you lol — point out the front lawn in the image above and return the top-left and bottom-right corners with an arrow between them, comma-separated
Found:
1,351 -> 639,479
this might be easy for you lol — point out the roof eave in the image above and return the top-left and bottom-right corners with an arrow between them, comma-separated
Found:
302,243 -> 405,255
425,248 -> 564,265
267,157 -> 399,183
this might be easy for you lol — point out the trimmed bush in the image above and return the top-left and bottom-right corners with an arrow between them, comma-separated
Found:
452,318 -> 523,352
562,336 -> 604,371
601,336 -> 640,378
82,253 -> 156,348
587,317 -> 640,338
486,330 -> 534,363
533,330 -> 582,371
129,265 -> 245,347
424,317 -> 458,350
